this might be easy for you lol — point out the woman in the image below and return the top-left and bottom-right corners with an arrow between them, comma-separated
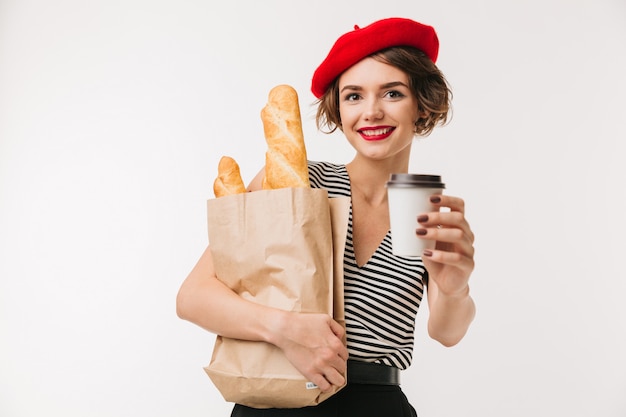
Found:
177,17 -> 476,417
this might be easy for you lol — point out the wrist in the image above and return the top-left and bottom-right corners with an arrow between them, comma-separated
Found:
439,284 -> 470,300
263,308 -> 291,346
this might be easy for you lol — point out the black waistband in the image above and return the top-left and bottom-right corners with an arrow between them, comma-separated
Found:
347,360 -> 400,385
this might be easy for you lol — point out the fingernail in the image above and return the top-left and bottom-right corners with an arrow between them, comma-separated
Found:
416,229 -> 427,236
423,249 -> 433,257
430,196 -> 441,203
417,215 -> 428,223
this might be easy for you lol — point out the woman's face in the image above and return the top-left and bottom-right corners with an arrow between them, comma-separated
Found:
338,57 -> 419,162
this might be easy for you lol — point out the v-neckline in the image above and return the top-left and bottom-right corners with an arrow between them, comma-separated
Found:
343,165 -> 391,269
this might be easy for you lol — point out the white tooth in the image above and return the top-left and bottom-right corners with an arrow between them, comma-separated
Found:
364,128 -> 389,136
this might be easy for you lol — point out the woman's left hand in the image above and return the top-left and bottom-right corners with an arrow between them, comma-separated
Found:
417,194 -> 475,296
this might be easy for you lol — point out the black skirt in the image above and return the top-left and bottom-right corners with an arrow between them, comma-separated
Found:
230,383 -> 417,417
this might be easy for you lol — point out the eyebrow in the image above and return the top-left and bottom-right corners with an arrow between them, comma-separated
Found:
339,81 -> 409,93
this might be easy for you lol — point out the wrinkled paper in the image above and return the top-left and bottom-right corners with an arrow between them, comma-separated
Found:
205,187 -> 349,409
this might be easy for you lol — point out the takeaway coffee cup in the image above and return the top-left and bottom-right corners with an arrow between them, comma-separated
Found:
386,173 -> 445,257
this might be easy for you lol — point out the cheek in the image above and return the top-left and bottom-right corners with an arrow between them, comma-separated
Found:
402,106 -> 420,126
338,106 -> 355,126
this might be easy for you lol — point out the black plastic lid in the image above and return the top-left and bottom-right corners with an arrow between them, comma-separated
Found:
385,173 -> 445,188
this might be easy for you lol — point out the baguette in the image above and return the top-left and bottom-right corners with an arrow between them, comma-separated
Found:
260,85 -> 310,189
213,156 -> 247,198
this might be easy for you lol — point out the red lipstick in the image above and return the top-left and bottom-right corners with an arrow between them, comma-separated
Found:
358,126 -> 395,141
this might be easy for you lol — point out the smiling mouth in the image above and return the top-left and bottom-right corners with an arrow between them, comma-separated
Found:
359,127 -> 395,140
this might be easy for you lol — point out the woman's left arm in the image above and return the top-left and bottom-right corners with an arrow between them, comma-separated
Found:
418,194 -> 476,347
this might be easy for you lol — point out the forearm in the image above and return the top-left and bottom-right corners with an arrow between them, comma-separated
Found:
427,285 -> 475,347
176,246 -> 284,344
177,245 -> 349,391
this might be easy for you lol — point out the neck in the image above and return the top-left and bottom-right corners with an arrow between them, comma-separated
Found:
346,162 -> 401,207
346,156 -> 410,192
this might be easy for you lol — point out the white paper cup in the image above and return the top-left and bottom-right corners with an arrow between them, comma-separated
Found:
386,174 -> 445,257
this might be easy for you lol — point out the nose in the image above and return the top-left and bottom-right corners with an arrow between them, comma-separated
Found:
363,98 -> 383,120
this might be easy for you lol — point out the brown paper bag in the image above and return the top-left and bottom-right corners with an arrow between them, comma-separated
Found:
204,187 -> 350,409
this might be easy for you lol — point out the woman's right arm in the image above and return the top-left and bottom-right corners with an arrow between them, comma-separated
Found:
176,245 -> 283,342
176,182 -> 348,391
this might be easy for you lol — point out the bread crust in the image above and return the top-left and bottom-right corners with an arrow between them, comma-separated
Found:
213,156 -> 247,198
260,85 -> 310,189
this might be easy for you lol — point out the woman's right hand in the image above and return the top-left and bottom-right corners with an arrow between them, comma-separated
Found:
270,311 -> 348,393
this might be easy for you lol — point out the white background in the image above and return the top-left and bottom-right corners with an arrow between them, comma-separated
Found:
1,0 -> 625,416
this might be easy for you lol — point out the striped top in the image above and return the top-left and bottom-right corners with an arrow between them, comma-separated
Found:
308,161 -> 428,370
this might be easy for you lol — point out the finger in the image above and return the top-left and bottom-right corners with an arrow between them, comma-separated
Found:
329,349 -> 348,374
430,194 -> 465,213
312,354 -> 346,391
329,318 -> 345,339
318,350 -> 347,386
329,320 -> 349,361
311,373 -> 332,392
322,367 -> 346,388
336,343 -> 349,362
417,212 -> 474,245
424,248 -> 475,273
420,210 -> 466,227
416,227 -> 474,259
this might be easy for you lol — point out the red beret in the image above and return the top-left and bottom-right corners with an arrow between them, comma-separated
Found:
311,17 -> 439,98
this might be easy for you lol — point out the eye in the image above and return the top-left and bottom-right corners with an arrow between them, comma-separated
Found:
343,92 -> 361,102
385,90 -> 406,99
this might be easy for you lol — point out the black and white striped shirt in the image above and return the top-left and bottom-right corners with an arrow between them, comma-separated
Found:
308,161 -> 428,370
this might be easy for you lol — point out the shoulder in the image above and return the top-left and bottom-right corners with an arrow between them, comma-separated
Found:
307,161 -> 346,182
308,160 -> 345,177
307,161 -> 350,197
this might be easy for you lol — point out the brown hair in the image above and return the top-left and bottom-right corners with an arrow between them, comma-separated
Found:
315,46 -> 452,137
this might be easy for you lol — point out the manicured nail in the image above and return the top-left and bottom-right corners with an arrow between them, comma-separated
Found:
430,196 -> 441,203
417,215 -> 428,223
423,249 -> 433,257
416,229 -> 427,236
